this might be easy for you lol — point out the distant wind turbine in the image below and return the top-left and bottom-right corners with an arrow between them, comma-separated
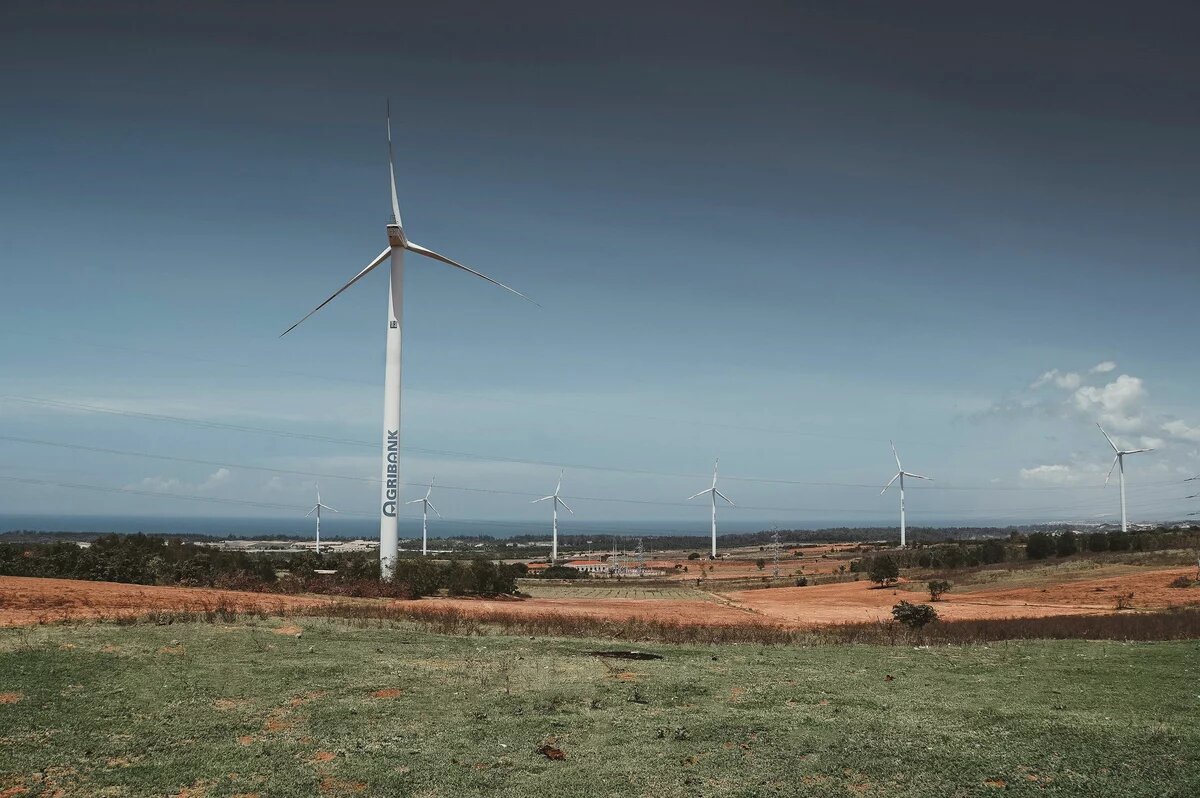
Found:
532,470 -> 572,563
689,459 -> 734,559
405,479 -> 441,556
305,484 -> 338,554
1098,423 -> 1154,534
881,442 -> 931,547
281,103 -> 535,579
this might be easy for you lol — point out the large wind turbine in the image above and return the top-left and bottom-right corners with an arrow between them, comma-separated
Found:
881,442 -> 931,547
405,479 -> 441,556
688,459 -> 734,559
281,104 -> 534,579
1098,423 -> 1154,533
532,470 -> 572,563
305,484 -> 338,554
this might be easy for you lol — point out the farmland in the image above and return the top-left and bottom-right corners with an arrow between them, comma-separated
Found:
2,619 -> 1198,797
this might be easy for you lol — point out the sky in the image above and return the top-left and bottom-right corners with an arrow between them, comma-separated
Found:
2,1 -> 1199,534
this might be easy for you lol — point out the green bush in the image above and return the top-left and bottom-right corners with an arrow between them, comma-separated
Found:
868,556 -> 900,587
1026,532 -> 1054,560
892,600 -> 938,628
927,579 -> 952,601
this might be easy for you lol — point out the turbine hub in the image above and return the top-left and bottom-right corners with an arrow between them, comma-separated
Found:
387,223 -> 405,247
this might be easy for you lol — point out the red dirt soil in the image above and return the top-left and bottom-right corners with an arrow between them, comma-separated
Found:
3,566 -> 1196,629
724,567 -> 1200,625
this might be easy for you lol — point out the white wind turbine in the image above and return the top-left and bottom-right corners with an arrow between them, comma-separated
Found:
1098,423 -> 1154,534
405,479 -> 441,557
881,442 -> 931,547
688,459 -> 734,559
281,103 -> 535,579
532,470 -> 572,564
305,484 -> 338,554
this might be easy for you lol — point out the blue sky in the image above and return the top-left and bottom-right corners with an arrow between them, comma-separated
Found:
2,1 -> 1199,531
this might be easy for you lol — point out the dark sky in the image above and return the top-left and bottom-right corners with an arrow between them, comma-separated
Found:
2,1 -> 1199,525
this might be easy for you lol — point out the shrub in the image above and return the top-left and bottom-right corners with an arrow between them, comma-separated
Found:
794,577 -> 808,587
927,579 -> 952,601
868,556 -> 900,587
1115,592 -> 1135,610
1055,531 -> 1079,558
1169,575 -> 1197,589
892,601 -> 938,628
687,552 -> 700,560
755,558 -> 766,570
539,565 -> 584,580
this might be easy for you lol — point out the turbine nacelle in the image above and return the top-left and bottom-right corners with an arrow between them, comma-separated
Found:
387,223 -> 406,247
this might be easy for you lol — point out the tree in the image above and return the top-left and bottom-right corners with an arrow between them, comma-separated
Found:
1055,531 -> 1078,558
892,601 -> 938,628
1026,532 -> 1054,560
927,579 -> 952,601
868,556 -> 900,587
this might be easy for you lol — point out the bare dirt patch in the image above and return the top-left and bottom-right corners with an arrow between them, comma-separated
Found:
723,566 -> 1198,625
0,576 -> 335,626
370,688 -> 402,699
0,692 -> 23,704
273,625 -> 303,637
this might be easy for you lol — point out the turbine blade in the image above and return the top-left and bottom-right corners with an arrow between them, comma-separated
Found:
687,489 -> 710,501
280,248 -> 392,336
557,497 -> 574,514
891,441 -> 902,471
405,498 -> 424,505
386,100 -> 403,231
428,502 -> 442,519
1104,455 -> 1119,486
1097,423 -> 1119,452
305,506 -> 317,517
881,472 -> 900,494
406,241 -> 538,305
532,495 -> 554,503
322,503 -> 339,513
555,469 -> 563,496
714,489 -> 734,506
904,472 -> 932,481
1123,448 -> 1154,455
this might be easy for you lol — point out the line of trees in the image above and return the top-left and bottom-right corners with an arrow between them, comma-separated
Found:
0,534 -> 522,598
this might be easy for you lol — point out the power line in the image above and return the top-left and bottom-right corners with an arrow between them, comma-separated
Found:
7,395 -> 1191,494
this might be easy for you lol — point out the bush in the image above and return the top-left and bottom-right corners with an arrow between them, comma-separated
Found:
539,565 -> 584,580
687,552 -> 700,560
794,577 -> 808,587
927,579 -> 952,601
755,558 -> 766,570
1055,531 -> 1078,557
1169,575 -> 1198,589
892,601 -> 938,628
868,556 -> 900,587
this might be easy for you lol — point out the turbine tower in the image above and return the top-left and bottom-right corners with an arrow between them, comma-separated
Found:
532,470 -> 572,563
281,104 -> 534,579
305,484 -> 338,554
688,459 -> 734,559
405,479 -> 441,556
1098,423 -> 1154,534
881,442 -> 931,547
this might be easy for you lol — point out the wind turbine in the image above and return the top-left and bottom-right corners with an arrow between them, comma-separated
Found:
405,479 -> 441,556
532,470 -> 572,563
1098,423 -> 1154,534
305,484 -> 338,554
688,459 -> 734,559
881,442 -> 931,547
281,103 -> 534,579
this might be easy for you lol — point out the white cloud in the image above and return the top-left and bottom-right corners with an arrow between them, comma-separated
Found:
1162,419 -> 1200,443
1019,464 -> 1080,485
1090,361 -> 1117,374
1071,374 -> 1146,433
126,468 -> 233,495
1030,369 -> 1082,390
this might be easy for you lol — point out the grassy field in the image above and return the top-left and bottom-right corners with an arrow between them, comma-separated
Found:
518,583 -> 715,600
1,621 -> 1197,797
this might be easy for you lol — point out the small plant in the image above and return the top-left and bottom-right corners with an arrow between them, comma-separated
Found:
794,577 -> 808,587
1115,592 -> 1135,610
1169,575 -> 1197,589
892,601 -> 938,628
928,579 -> 952,601
755,558 -> 766,571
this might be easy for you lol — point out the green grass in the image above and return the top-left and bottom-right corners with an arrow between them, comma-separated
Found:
1,621 -> 1197,797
